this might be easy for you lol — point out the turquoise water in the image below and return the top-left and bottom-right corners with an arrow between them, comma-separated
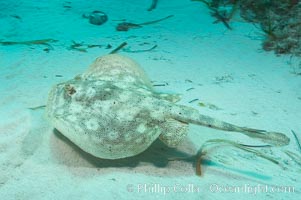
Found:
0,0 -> 301,199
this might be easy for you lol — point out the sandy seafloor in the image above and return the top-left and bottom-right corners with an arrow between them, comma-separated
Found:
0,0 -> 301,199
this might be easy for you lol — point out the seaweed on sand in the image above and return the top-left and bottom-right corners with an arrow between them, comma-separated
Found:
236,0 -> 301,56
109,42 -> 128,54
192,0 -> 239,30
284,150 -> 301,166
123,44 -> 157,53
210,8 -> 233,30
148,0 -> 158,11
291,130 -> 301,153
196,139 -> 280,176
192,1 -> 301,57
69,40 -> 102,52
0,38 -> 58,46
116,15 -> 174,31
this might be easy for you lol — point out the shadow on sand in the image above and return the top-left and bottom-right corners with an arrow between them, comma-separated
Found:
50,129 -> 198,176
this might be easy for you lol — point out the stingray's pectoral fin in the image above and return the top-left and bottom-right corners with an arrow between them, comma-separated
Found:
159,118 -> 189,147
239,127 -> 290,147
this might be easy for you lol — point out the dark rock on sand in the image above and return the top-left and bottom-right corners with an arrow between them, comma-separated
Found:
83,11 -> 108,26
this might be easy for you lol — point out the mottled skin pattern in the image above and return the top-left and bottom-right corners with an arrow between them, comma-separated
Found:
46,54 -> 290,159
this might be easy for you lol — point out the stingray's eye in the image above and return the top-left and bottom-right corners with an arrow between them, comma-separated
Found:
64,84 -> 76,96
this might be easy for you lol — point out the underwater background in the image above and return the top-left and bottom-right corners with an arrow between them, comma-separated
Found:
0,0 -> 301,199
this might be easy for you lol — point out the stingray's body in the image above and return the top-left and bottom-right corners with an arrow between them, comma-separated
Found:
46,54 -> 289,159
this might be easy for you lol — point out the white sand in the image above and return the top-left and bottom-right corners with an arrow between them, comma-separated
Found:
1,0 -> 300,199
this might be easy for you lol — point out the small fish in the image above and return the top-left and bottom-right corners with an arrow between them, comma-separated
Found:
189,99 -> 199,103
10,15 -> 21,20
28,105 -> 46,110
153,84 -> 166,87
185,79 -> 193,83
186,87 -> 195,91
87,44 -> 102,48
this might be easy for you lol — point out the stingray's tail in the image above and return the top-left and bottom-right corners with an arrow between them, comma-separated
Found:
172,105 -> 290,146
